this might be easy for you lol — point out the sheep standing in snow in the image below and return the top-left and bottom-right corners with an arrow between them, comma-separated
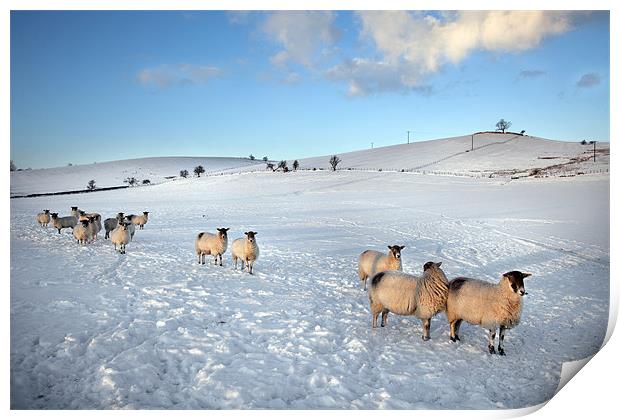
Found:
110,222 -> 131,254
51,212 -> 78,234
104,212 -> 125,239
231,231 -> 260,274
73,219 -> 93,244
358,245 -> 405,290
446,271 -> 532,355
195,228 -> 229,266
123,215 -> 136,240
36,209 -> 51,227
86,216 -> 101,241
129,211 -> 149,230
70,206 -> 81,219
368,261 -> 449,341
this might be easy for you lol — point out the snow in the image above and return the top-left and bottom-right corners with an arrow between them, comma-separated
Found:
10,163 -> 609,409
9,156 -> 261,196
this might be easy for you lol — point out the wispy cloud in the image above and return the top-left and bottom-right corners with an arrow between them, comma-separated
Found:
518,70 -> 546,80
576,72 -> 601,88
138,64 -> 222,88
330,11 -> 579,95
262,11 -> 339,68
282,72 -> 301,85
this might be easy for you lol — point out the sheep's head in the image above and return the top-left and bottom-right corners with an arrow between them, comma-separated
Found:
79,210 -> 86,216
51,213 -> 59,219
423,261 -> 448,283
143,211 -> 149,216
217,228 -> 230,239
125,215 -> 134,222
71,206 -> 78,211
119,222 -> 128,231
388,245 -> 405,260
503,271 -> 532,296
81,220 -> 90,227
88,216 -> 96,223
44,209 -> 50,214
244,231 -> 257,243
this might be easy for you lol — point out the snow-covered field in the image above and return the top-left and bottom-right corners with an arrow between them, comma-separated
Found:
10,168 -> 609,409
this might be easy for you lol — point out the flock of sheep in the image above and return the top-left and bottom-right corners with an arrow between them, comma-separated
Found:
36,207 -> 148,254
358,245 -> 532,355
35,206 -> 532,355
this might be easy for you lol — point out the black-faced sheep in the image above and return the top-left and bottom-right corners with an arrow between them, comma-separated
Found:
195,228 -> 229,266
358,245 -> 405,290
446,271 -> 532,355
36,209 -> 51,227
51,213 -> 78,234
231,231 -> 260,274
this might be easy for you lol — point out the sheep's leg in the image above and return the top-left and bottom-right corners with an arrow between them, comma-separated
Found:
362,276 -> 367,291
372,311 -> 380,328
498,325 -> 507,356
488,328 -> 497,354
219,254 -> 223,266
380,310 -> 389,327
450,319 -> 462,342
249,261 -> 253,275
422,319 -> 431,341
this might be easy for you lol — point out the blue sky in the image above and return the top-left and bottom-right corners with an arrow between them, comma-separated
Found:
10,10 -> 609,169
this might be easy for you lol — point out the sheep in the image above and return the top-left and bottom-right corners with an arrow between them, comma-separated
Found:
128,211 -> 149,230
110,222 -> 131,254
123,215 -> 136,241
50,212 -> 78,234
195,227 -> 229,266
104,212 -> 125,239
231,231 -> 260,274
358,245 -> 405,290
368,261 -> 449,341
446,271 -> 532,355
36,209 -> 51,227
72,219 -> 93,244
86,216 -> 101,241
70,206 -> 81,219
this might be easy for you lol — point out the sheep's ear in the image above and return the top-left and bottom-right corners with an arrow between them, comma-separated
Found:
253,231 -> 258,235
225,228 -> 230,231
387,246 -> 393,250
522,272 -> 532,278
400,245 -> 405,250
436,262 -> 442,267
423,261 -> 433,271
244,232 -> 249,235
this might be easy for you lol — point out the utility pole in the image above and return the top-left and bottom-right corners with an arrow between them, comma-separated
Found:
371,142 -> 374,149
591,141 -> 597,162
471,133 -> 474,151
407,130 -> 411,144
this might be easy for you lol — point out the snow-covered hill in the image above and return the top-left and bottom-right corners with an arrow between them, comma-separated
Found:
295,133 -> 609,177
10,134 -> 609,197
9,157 -> 261,197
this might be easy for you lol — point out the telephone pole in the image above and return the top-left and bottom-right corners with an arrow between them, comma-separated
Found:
407,130 -> 411,144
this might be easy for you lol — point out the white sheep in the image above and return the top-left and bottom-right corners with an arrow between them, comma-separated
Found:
36,209 -> 51,227
72,220 -> 93,244
195,227 -> 229,266
368,261 -> 449,341
104,212 -> 125,239
50,212 -> 78,234
129,211 -> 149,230
446,271 -> 532,355
110,222 -> 131,254
231,231 -> 260,274
358,245 -> 405,290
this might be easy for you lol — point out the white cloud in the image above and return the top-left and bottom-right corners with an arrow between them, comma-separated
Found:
138,64 -> 222,87
262,11 -> 339,68
329,11 -> 577,95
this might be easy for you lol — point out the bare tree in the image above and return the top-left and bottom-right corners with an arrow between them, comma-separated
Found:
87,180 -> 96,191
194,165 -> 205,177
124,177 -> 138,187
293,160 -> 299,171
495,119 -> 512,133
180,169 -> 189,178
277,160 -> 287,171
266,163 -> 275,171
262,156 -> 268,162
329,155 -> 342,171
10,160 -> 17,171
249,154 -> 255,160
142,179 -> 151,185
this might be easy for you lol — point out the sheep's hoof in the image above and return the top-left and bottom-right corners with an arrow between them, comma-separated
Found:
450,335 -> 460,342
488,345 -> 496,354
498,347 -> 506,356
422,335 -> 430,341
